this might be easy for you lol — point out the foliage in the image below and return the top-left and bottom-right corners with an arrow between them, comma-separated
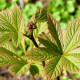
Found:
0,2 -> 80,80
1,0 -> 80,29
0,4 -> 29,75
26,9 -> 80,79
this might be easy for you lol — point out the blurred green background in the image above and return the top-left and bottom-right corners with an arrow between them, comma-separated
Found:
0,0 -> 80,80
1,0 -> 80,30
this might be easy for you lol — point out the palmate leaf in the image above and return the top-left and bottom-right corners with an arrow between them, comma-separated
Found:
26,13 -> 80,79
47,13 -> 63,53
0,44 -> 29,75
26,13 -> 64,79
26,48 -> 62,79
0,43 -> 29,75
63,56 -> 80,73
26,47 -> 80,79
9,63 -> 30,75
45,56 -> 62,79
0,4 -> 24,46
64,17 -> 80,53
26,48 -> 60,61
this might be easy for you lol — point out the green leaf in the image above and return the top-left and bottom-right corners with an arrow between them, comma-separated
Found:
35,8 -> 47,23
0,32 -> 13,46
45,56 -> 62,79
63,56 -> 80,73
19,17 -> 26,54
19,37 -> 26,54
30,65 -> 39,75
64,18 -> 80,53
47,14 -> 63,53
12,32 -> 23,47
62,30 -> 67,45
0,4 -> 25,46
0,52 -> 20,66
9,63 -> 30,75
34,62 -> 45,78
66,48 -> 80,59
0,44 -> 26,62
11,4 -> 24,46
12,4 -> 22,30
26,48 -> 60,61
0,9 -> 15,31
37,32 -> 59,52
2,42 -> 17,54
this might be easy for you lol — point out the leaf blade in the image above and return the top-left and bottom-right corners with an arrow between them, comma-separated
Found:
38,32 -> 59,52
64,18 -> 80,53
12,4 -> 22,30
35,8 -> 47,22
26,48 -> 60,61
66,48 -> 80,59
0,32 -> 13,46
47,14 -> 63,53
9,63 -> 30,75
45,56 -> 62,79
63,56 -> 80,73
0,9 -> 16,31
0,52 -> 20,66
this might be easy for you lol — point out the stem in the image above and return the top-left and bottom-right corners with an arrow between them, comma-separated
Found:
42,60 -> 45,67
31,74 -> 35,80
25,34 -> 47,79
29,35 -> 46,67
57,76 -> 60,80
30,35 -> 38,47
67,71 -> 74,79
